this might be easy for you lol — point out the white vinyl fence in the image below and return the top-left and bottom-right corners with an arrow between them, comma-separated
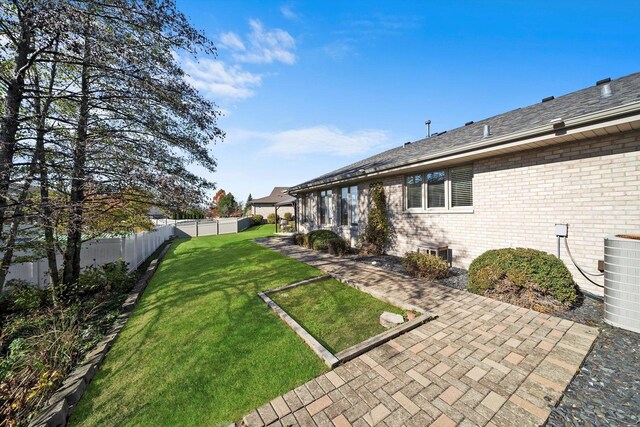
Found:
174,217 -> 253,238
6,225 -> 174,288
5,218 -> 254,287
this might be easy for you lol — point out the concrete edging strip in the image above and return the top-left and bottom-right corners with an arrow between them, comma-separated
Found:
259,275 -> 436,369
258,290 -> 340,368
335,313 -> 433,362
28,240 -> 173,427
263,274 -> 332,295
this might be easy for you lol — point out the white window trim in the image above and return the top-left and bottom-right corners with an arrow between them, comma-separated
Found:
404,165 -> 474,214
404,174 -> 424,212
338,185 -> 359,227
318,189 -> 335,226
425,169 -> 448,211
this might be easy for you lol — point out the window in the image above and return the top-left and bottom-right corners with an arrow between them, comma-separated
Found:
450,165 -> 473,207
405,175 -> 423,209
427,171 -> 446,208
318,189 -> 333,225
349,186 -> 358,225
339,185 -> 358,226
300,195 -> 309,222
404,165 -> 473,211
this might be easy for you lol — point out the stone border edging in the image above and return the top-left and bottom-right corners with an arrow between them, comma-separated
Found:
28,241 -> 173,427
335,314 -> 432,361
259,287 -> 339,368
258,275 -> 436,369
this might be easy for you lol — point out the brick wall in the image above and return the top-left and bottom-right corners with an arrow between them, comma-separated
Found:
298,129 -> 640,295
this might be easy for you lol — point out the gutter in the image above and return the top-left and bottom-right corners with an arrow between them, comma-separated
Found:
288,100 -> 640,194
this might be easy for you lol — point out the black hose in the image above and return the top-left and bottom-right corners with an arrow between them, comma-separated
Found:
563,237 -> 604,288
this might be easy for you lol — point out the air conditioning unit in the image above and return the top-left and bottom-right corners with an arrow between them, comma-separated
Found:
604,234 -> 640,333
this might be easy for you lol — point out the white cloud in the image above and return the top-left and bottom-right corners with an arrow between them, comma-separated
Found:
219,32 -> 245,51
182,57 -> 262,100
219,19 -> 296,65
231,126 -> 391,157
280,5 -> 299,20
323,40 -> 353,60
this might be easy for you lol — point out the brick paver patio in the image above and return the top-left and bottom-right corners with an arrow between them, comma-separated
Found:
242,238 -> 598,427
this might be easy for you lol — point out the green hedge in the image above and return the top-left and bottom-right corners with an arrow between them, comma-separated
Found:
327,237 -> 350,256
403,252 -> 449,280
306,230 -> 339,251
293,233 -> 305,246
468,248 -> 577,304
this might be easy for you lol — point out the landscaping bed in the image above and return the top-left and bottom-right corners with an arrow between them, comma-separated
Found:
268,277 -> 410,354
547,325 -> 640,426
0,250 -> 164,427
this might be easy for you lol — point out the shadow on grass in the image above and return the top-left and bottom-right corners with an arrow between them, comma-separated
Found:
69,227 -> 327,427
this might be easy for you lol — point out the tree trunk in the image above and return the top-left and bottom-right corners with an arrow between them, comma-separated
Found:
62,31 -> 90,286
0,153 -> 37,291
32,44 -> 61,298
0,5 -> 34,237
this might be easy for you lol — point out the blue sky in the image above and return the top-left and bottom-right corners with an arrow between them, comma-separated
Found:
176,0 -> 640,205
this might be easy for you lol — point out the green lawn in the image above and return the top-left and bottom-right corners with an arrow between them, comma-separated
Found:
270,279 -> 406,353
69,225 -> 327,427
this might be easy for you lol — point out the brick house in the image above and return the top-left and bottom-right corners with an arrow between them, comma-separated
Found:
288,72 -> 640,296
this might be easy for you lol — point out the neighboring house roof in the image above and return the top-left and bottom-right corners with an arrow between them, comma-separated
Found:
250,187 -> 295,205
290,72 -> 640,192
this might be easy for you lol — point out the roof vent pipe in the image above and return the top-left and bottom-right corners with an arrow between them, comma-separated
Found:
483,124 -> 491,138
601,83 -> 612,98
425,120 -> 431,138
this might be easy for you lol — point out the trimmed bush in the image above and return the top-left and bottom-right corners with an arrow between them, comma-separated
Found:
468,248 -> 577,305
403,252 -> 449,280
252,214 -> 263,225
327,237 -> 350,256
283,212 -> 293,221
267,213 -> 277,224
307,230 -> 339,251
293,233 -> 306,246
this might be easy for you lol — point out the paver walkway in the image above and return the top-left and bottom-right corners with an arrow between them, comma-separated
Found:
243,238 -> 598,427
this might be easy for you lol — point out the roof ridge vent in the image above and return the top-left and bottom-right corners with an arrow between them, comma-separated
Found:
464,121 -> 474,126
542,96 -> 554,103
404,141 -> 412,147
483,124 -> 491,138
596,77 -> 611,86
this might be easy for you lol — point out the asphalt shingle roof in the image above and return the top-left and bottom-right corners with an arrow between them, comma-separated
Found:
250,187 -> 295,205
291,72 -> 640,192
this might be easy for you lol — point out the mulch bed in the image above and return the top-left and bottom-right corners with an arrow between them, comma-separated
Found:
351,253 -> 639,425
